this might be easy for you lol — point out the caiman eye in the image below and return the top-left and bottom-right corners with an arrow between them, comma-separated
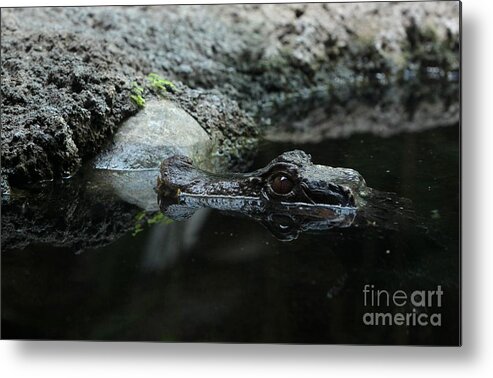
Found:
270,174 -> 294,195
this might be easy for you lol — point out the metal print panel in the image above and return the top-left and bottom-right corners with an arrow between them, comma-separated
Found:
1,1 -> 461,345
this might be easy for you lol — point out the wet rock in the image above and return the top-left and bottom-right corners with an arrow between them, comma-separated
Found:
174,88 -> 259,171
1,176 -> 11,203
93,99 -> 214,171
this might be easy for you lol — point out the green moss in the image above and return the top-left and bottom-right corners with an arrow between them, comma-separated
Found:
147,73 -> 177,95
129,74 -> 177,108
132,210 -> 174,237
147,212 -> 174,225
130,82 -> 146,108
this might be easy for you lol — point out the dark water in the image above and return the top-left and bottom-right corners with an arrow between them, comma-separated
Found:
1,124 -> 460,345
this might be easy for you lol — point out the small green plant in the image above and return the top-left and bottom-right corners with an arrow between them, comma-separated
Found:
132,210 -> 147,236
129,74 -> 176,108
147,73 -> 177,95
130,82 -> 146,108
132,211 -> 174,237
147,212 -> 174,225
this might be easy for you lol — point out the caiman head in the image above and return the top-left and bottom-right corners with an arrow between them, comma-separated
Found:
157,150 -> 370,240
158,150 -> 368,210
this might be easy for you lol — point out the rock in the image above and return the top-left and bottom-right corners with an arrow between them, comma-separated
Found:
1,176 -> 10,203
93,99 -> 214,171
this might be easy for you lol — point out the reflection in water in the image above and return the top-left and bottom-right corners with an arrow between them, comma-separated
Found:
162,201 -> 357,242
142,209 -> 211,271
